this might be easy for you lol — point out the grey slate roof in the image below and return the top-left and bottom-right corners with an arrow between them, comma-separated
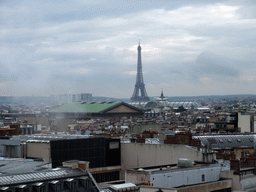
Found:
0,158 -> 50,175
240,177 -> 256,191
193,135 -> 254,150
0,168 -> 86,186
0,158 -> 101,191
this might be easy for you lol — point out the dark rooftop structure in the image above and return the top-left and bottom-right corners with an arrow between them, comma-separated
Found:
193,135 -> 254,151
0,158 -> 100,191
0,158 -> 51,175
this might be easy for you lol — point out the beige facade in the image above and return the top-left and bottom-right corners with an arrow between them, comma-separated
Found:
233,147 -> 255,158
106,105 -> 139,113
121,143 -> 203,179
129,124 -> 162,134
253,114 -> 256,133
238,113 -> 251,133
126,171 -> 150,185
18,116 -> 50,127
220,171 -> 241,191
26,141 -> 51,161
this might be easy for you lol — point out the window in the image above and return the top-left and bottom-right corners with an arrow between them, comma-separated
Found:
109,142 -> 119,149
202,174 -> 205,182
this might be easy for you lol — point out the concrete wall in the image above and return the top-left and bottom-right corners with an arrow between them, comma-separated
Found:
140,187 -> 176,192
126,165 -> 221,188
26,142 -> 51,161
0,139 -> 22,158
125,171 -> 151,185
234,148 -> 255,158
254,116 -> 256,133
121,143 -> 202,179
238,113 -> 251,133
174,179 -> 232,192
140,180 -> 232,192
150,165 -> 221,188
4,145 -> 21,158
220,170 -> 242,191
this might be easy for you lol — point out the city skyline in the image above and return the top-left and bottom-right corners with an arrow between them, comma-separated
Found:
1,1 -> 256,98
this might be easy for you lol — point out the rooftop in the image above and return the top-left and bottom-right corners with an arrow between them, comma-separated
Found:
49,101 -> 120,113
0,158 -> 98,188
0,158 -> 51,175
127,162 -> 220,174
194,135 -> 254,150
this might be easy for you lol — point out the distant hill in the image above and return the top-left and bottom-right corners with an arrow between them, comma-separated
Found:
1,94 -> 256,105
167,94 -> 256,101
93,97 -> 130,102
0,96 -> 50,105
93,94 -> 256,102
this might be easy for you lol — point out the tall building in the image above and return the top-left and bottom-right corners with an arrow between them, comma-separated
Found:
81,93 -> 92,102
72,93 -> 92,102
131,42 -> 150,102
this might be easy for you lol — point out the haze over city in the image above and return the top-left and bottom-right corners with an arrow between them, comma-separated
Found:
1,0 -> 256,98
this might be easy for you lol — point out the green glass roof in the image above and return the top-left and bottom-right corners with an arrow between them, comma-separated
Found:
49,102 -> 120,113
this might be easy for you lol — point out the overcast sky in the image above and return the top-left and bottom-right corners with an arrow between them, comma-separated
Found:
1,0 -> 256,98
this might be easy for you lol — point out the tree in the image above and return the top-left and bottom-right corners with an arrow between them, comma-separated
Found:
214,106 -> 221,110
174,105 -> 187,112
233,104 -> 240,108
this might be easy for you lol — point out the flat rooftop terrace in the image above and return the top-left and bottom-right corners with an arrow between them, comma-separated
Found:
127,162 -> 220,174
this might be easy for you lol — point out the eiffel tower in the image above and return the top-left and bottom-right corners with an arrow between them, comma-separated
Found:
131,42 -> 150,102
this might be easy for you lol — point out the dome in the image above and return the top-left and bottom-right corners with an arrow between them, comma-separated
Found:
167,101 -> 201,109
145,101 -> 158,108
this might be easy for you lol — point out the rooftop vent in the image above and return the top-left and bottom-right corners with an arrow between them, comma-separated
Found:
177,158 -> 193,168
110,183 -> 138,191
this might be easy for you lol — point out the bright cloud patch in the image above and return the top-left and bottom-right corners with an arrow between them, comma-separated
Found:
240,74 -> 256,82
123,71 -> 137,76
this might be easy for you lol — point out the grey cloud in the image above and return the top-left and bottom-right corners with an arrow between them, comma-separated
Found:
227,0 -> 256,19
1,0 -> 256,97
194,51 -> 240,77
1,0 -> 229,27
